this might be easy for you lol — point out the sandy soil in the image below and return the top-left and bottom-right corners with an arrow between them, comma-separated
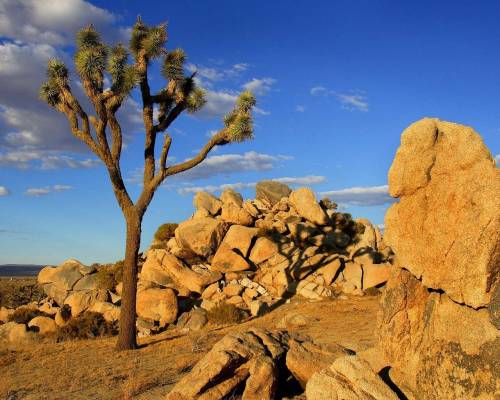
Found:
0,293 -> 380,400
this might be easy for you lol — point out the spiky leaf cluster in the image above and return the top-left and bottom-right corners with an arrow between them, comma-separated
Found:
224,91 -> 256,142
186,87 -> 206,113
129,17 -> 167,60
74,25 -> 107,90
47,58 -> 68,83
107,44 -> 138,97
162,48 -> 186,81
39,80 -> 61,107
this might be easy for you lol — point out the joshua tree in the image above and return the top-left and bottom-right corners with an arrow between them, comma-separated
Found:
39,18 -> 256,350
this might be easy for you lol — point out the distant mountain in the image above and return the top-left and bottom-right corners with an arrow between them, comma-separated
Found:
0,264 -> 46,277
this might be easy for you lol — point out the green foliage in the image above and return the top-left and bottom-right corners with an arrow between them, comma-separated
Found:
206,302 -> 246,325
74,25 -> 107,88
54,311 -> 118,341
162,48 -> 186,81
154,223 -> 178,242
8,308 -> 50,324
74,47 -> 108,87
76,25 -> 102,50
107,44 -> 138,96
223,91 -> 256,142
39,81 -> 61,107
47,58 -> 68,82
237,91 -> 256,111
129,17 -> 167,60
95,261 -> 123,291
186,87 -> 206,113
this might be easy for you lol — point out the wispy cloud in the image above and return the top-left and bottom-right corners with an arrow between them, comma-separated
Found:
0,186 -> 10,196
320,185 -> 394,206
177,175 -> 326,195
186,63 -> 249,87
25,185 -> 73,197
295,105 -> 306,112
310,86 -> 369,112
127,151 -> 294,185
242,78 -> 276,95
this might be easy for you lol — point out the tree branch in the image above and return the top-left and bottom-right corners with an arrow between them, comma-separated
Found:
166,130 -> 228,177
155,102 -> 185,133
136,51 -> 156,186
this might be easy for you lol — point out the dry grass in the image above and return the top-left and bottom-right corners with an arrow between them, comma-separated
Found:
206,302 -> 247,325
0,294 -> 381,399
0,277 -> 44,308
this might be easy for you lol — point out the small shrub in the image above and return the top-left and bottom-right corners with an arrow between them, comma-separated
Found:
55,311 -> 118,341
8,308 -> 50,324
320,197 -> 337,210
206,302 -> 246,325
95,261 -> 123,291
154,223 -> 178,242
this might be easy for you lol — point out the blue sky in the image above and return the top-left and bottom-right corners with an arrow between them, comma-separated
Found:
0,0 -> 499,265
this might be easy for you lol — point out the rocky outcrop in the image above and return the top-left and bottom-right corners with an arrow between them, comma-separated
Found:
385,118 -> 499,308
175,217 -> 229,258
166,329 -> 289,400
136,287 -> 177,327
305,355 -> 398,400
256,180 -> 291,206
378,119 -> 500,399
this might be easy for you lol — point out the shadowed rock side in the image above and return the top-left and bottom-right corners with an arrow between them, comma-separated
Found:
378,118 -> 500,399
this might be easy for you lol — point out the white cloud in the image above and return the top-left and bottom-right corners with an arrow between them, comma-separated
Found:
310,86 -> 369,112
186,63 -> 249,87
0,0 -> 117,45
197,89 -> 238,118
0,186 -> 10,196
296,105 -> 306,112
320,185 -> 394,206
310,86 -> 327,96
128,151 -> 293,185
175,151 -> 292,181
0,149 -> 100,170
495,154 -> 500,165
177,175 -> 326,195
336,93 -> 369,112
242,78 -> 276,95
25,184 -> 72,196
53,184 -> 72,191
25,187 -> 51,196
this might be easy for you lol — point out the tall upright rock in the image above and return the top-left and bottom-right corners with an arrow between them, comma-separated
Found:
385,118 -> 499,308
379,118 -> 500,399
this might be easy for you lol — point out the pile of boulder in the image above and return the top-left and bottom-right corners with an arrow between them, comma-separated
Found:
161,118 -> 500,399
1,181 -> 394,343
140,181 -> 393,320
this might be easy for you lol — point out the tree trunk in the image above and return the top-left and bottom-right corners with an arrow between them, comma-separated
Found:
115,212 -> 142,350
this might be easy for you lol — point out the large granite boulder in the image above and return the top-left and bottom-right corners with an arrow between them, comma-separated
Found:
378,269 -> 499,399
38,259 -> 85,305
290,188 -> 328,226
256,180 -> 291,206
378,119 -> 500,399
166,329 -> 288,400
136,287 -> 177,327
175,217 -> 229,258
193,191 -> 222,215
385,118 -> 499,308
305,355 -> 398,400
141,250 -> 221,293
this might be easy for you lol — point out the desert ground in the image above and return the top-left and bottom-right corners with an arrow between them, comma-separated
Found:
0,278 -> 379,400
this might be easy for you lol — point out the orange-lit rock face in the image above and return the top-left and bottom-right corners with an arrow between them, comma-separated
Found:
385,118 -> 499,308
